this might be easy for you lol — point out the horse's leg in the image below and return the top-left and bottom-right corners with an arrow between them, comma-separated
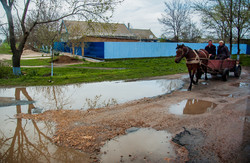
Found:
202,62 -> 208,80
192,68 -> 197,85
188,69 -> 195,91
204,66 -> 208,80
195,68 -> 200,84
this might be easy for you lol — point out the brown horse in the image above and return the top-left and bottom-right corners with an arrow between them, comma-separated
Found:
175,44 -> 209,91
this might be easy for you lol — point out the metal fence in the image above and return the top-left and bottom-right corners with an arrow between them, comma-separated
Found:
54,42 -> 248,59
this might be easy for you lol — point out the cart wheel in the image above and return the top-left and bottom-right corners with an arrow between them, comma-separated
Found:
222,69 -> 229,81
234,65 -> 241,77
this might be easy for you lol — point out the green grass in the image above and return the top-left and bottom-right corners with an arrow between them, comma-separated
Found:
21,58 -> 52,66
0,61 -> 14,79
0,57 -> 188,86
231,54 -> 250,66
1,54 -> 249,86
4,58 -> 52,66
0,43 -> 12,54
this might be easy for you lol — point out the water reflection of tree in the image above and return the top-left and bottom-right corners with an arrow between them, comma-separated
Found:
0,88 -> 91,163
33,86 -> 72,110
156,80 -> 183,93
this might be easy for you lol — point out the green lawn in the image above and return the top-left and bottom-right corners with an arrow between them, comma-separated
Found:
1,54 -> 249,87
231,54 -> 250,67
0,43 -> 12,54
0,57 -> 188,86
4,58 -> 52,66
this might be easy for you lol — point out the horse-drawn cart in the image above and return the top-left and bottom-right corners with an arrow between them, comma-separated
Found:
207,59 -> 241,81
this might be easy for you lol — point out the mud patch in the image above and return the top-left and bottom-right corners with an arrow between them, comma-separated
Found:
53,55 -> 82,64
168,99 -> 217,115
100,128 -> 176,163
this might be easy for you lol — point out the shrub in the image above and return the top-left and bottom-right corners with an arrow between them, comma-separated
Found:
0,61 -> 13,79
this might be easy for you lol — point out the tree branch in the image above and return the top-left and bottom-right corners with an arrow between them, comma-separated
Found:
20,0 -> 31,33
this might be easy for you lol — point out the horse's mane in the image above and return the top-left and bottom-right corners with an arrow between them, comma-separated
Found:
176,44 -> 193,51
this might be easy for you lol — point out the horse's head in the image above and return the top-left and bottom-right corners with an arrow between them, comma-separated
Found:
175,44 -> 189,63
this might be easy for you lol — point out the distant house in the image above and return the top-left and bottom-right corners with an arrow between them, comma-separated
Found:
129,29 -> 157,42
60,20 -> 157,43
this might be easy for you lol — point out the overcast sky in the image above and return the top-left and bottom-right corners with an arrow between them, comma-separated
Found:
111,0 -> 167,37
0,0 -> 201,40
111,0 -> 201,37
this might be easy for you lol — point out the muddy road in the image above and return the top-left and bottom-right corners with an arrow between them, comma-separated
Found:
9,68 -> 250,162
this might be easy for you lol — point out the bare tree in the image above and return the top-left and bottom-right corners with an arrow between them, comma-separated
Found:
0,23 -> 9,43
0,0 -> 122,75
233,0 -> 249,54
158,0 -> 190,42
181,20 -> 202,42
193,0 -> 249,54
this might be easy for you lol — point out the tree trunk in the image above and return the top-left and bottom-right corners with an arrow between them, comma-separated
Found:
237,0 -> 241,55
229,0 -> 233,55
3,4 -> 22,75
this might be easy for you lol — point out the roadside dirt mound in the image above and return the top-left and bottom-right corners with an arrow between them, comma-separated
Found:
24,45 -> 39,52
53,55 -> 82,64
22,49 -> 42,55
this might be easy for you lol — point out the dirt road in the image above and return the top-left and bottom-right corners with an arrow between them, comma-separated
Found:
18,68 -> 250,162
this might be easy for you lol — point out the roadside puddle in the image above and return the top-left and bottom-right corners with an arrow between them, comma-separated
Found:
0,79 -> 184,162
0,105 -> 92,163
231,82 -> 249,88
100,128 -> 176,163
0,79 -> 183,111
168,99 -> 217,115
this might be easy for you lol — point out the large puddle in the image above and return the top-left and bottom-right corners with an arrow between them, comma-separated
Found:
168,99 -> 217,115
0,79 -> 183,111
100,128 -> 176,163
0,79 -> 183,162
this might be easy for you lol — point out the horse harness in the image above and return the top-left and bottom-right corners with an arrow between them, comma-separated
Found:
186,49 -> 209,65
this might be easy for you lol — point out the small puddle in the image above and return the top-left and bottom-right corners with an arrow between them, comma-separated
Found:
231,82 -> 249,88
168,99 -> 217,115
239,82 -> 249,88
100,128 -> 176,163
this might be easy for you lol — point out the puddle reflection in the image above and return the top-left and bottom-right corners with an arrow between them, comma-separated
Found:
100,128 -> 176,163
0,79 -> 184,111
0,79 -> 184,162
0,88 -> 92,162
168,99 -> 217,115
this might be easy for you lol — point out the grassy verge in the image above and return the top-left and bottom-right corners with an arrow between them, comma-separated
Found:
2,54 -> 248,87
231,54 -> 250,66
0,57 -> 187,86
0,43 -> 12,54
4,58 -> 52,66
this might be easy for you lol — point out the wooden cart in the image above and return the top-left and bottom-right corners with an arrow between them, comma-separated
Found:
206,59 -> 241,81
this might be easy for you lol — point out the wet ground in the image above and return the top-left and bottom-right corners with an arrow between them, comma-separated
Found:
1,68 -> 250,162
100,128 -> 175,163
0,78 -> 183,162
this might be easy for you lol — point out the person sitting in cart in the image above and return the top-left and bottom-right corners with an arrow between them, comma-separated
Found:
217,40 -> 230,60
205,40 -> 216,59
